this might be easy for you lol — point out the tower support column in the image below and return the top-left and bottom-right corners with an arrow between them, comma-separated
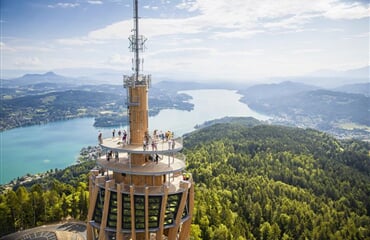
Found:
116,183 -> 124,240
179,183 -> 195,240
167,182 -> 190,239
130,186 -> 136,240
98,180 -> 115,240
156,186 -> 169,240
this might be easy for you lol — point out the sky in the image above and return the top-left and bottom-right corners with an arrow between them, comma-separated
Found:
1,0 -> 369,83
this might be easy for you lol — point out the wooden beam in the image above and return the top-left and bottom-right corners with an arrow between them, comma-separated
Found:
130,185 -> 136,240
178,183 -> 194,240
145,187 -> 149,240
156,186 -> 169,240
98,180 -> 115,240
116,183 -> 124,240
86,172 -> 99,240
167,182 -> 189,240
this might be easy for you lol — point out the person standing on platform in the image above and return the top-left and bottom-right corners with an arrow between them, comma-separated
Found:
155,153 -> 161,164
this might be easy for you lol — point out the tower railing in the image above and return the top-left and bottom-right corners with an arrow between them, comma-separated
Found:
123,74 -> 151,88
96,152 -> 187,176
99,136 -> 183,154
92,172 -> 192,195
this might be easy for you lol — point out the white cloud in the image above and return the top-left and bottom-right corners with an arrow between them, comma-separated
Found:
0,42 -> 15,52
59,0 -> 369,46
0,41 -> 53,53
176,0 -> 369,32
142,5 -> 159,10
211,29 -> 265,39
84,17 -> 201,41
5,0 -> 368,81
175,1 -> 197,11
87,0 -> 103,5
263,13 -> 320,30
147,47 -> 216,59
87,21 -> 130,40
106,53 -> 131,66
57,37 -> 104,46
14,57 -> 42,67
292,48 -> 323,54
324,2 -> 370,19
48,3 -> 80,8
344,31 -> 370,40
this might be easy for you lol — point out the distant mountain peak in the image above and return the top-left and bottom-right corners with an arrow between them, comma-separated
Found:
45,71 -> 57,76
22,71 -> 59,78
309,65 -> 369,78
2,71 -> 77,87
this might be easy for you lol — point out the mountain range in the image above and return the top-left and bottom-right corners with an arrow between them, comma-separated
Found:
1,72 -> 84,87
1,65 -> 368,88
1,69 -> 369,139
238,80 -> 369,140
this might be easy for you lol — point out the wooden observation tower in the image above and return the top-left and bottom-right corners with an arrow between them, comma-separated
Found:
86,0 -> 194,239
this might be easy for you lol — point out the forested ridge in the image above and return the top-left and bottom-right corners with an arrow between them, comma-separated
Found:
1,121 -> 369,239
184,123 -> 370,239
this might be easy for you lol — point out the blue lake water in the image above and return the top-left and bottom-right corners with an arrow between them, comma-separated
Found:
0,89 -> 269,184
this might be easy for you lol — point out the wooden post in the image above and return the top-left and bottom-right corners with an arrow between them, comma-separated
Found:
87,171 -> 99,240
130,185 -> 136,240
98,180 -> 115,240
116,183 -> 123,240
156,186 -> 169,240
145,187 -> 149,240
167,182 -> 189,240
178,183 -> 194,240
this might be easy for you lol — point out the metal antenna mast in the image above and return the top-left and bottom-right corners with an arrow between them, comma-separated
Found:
129,0 -> 146,82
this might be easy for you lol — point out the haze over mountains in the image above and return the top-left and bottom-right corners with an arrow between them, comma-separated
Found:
1,65 -> 369,87
1,65 -> 369,140
271,65 -> 369,88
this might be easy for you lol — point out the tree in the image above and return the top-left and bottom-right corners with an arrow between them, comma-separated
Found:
190,224 -> 202,240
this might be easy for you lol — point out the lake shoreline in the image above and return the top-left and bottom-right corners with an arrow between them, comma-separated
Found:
0,89 -> 268,184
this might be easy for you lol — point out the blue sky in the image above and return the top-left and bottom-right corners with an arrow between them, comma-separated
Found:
1,0 -> 369,82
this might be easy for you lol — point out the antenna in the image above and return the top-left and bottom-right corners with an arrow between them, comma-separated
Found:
129,0 -> 147,82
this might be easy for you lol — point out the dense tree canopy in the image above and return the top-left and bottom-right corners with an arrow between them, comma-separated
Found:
184,122 -> 370,239
0,161 -> 94,236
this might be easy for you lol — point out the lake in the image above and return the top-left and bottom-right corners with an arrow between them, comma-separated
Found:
0,89 -> 269,184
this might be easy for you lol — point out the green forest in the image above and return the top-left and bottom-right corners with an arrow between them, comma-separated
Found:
185,122 -> 370,239
1,120 -> 369,239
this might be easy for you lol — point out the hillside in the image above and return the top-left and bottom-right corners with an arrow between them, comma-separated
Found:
333,82 -> 370,96
184,121 -> 370,239
239,81 -> 319,101
0,90 -> 123,130
0,72 -> 78,87
239,82 -> 370,140
1,83 -> 193,131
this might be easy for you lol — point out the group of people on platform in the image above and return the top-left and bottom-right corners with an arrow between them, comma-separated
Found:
99,129 -> 175,147
114,129 -> 128,144
106,150 -> 119,161
143,130 -> 176,151
98,129 -> 128,145
98,129 -> 176,166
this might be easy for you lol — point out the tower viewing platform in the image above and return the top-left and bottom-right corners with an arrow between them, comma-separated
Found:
99,135 -> 183,154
